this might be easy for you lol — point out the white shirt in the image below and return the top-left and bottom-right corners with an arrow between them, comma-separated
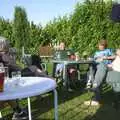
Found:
112,56 -> 120,72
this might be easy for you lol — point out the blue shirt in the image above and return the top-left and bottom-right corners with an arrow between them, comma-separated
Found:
94,49 -> 113,65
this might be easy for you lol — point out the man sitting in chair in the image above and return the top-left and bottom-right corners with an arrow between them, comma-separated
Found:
55,42 -> 78,91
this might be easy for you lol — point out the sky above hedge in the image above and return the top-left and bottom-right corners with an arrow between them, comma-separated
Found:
0,0 -> 84,26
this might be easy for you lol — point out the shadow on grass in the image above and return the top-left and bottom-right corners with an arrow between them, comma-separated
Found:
84,85 -> 120,120
31,79 -> 87,119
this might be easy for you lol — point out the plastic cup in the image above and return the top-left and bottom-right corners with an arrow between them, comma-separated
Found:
0,70 -> 5,92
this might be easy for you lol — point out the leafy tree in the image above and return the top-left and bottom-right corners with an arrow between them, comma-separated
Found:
0,18 -> 13,44
29,21 -> 43,54
1,0 -> 120,57
12,6 -> 29,53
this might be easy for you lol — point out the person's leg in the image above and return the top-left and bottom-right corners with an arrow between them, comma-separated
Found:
55,64 -> 64,79
68,68 -> 78,80
0,101 -> 24,119
93,63 -> 108,88
0,102 -> 6,108
86,63 -> 97,88
92,63 -> 108,101
7,100 -> 28,120
85,63 -> 108,105
67,68 -> 78,90
7,100 -> 21,113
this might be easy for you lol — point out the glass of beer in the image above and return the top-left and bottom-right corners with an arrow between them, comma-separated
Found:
0,67 -> 5,92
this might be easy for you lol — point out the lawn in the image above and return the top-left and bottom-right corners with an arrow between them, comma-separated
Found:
1,63 -> 120,120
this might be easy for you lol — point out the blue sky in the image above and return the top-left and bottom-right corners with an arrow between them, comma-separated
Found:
0,0 -> 84,26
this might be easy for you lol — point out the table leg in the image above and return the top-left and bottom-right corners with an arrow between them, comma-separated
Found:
28,97 -> 32,120
89,64 -> 94,82
77,64 -> 80,81
63,64 -> 68,88
54,89 -> 58,120
52,63 -> 57,77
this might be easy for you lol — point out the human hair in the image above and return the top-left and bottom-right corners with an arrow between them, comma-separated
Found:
98,40 -> 108,48
0,36 -> 10,52
31,54 -> 42,70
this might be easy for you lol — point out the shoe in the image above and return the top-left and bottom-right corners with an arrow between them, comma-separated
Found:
68,88 -> 73,92
84,100 -> 100,106
86,82 -> 92,89
12,110 -> 28,120
85,87 -> 97,92
63,82 -> 66,86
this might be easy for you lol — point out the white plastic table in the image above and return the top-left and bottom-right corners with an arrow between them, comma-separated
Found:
0,77 -> 58,120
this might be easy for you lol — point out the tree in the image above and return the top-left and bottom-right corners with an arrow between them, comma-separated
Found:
1,0 -> 120,57
0,18 -> 13,44
29,21 -> 43,54
12,6 -> 29,52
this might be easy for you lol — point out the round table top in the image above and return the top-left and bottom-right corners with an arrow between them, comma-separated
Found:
0,77 -> 56,101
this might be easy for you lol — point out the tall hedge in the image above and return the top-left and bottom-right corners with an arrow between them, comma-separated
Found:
69,0 -> 120,55
0,0 -> 120,56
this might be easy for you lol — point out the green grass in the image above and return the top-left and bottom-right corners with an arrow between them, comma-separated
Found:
1,63 -> 120,120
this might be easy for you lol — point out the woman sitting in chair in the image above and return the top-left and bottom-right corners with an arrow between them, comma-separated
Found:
22,54 -> 49,77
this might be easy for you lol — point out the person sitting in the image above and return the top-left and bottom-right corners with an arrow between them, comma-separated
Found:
106,49 -> 120,109
22,54 -> 49,77
0,36 -> 28,120
84,39 -> 115,106
107,49 -> 120,72
55,42 -> 78,91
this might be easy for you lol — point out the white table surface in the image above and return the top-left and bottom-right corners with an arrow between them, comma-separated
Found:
0,77 -> 57,101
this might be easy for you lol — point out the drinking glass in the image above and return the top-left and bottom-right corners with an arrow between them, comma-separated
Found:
12,71 -> 21,78
11,71 -> 21,87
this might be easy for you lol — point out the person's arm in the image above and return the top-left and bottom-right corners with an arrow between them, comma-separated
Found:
107,63 -> 113,68
93,51 -> 103,63
103,55 -> 116,60
102,49 -> 116,60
